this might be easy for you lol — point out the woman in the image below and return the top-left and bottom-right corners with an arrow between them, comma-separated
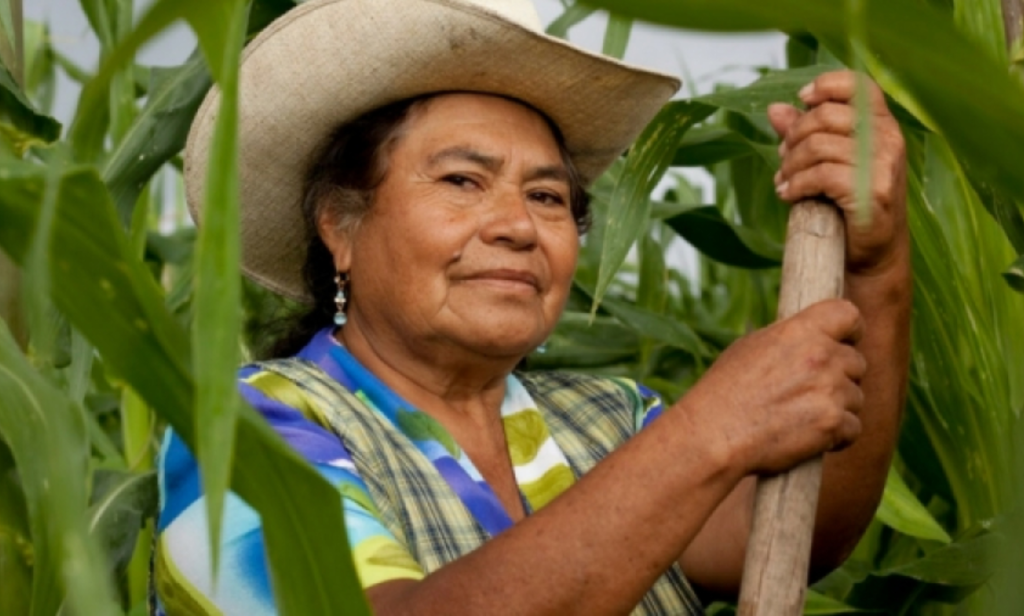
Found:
156,0 -> 910,613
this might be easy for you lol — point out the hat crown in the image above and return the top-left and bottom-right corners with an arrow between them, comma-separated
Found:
463,0 -> 542,30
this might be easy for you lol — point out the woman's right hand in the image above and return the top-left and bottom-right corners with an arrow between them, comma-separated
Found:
679,298 -> 867,476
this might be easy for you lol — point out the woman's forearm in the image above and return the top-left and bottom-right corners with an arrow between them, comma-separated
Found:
367,403 -> 743,616
812,251 -> 912,572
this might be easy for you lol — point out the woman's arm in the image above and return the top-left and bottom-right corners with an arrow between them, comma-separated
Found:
366,298 -> 866,615
679,70 -> 911,597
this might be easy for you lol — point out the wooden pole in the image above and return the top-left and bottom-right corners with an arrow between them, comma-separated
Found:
737,199 -> 846,616
1002,0 -> 1023,48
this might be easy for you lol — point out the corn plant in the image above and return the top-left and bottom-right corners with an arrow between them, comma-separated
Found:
1,0 -> 1023,615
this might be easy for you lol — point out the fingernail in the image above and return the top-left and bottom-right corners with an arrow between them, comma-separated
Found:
773,170 -> 782,185
777,142 -> 787,157
798,83 -> 814,101
776,181 -> 789,197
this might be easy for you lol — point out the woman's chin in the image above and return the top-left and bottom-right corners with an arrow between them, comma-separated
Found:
453,330 -> 547,361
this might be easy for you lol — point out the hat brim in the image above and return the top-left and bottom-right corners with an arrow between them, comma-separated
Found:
185,0 -> 681,302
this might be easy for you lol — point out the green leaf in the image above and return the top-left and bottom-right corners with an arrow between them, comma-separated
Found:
102,53 -> 211,226
636,232 -> 667,312
1003,255 -> 1024,294
576,279 -> 709,357
696,65 -> 830,119
87,470 -> 158,577
671,126 -> 778,168
545,4 -> 596,38
964,169 -> 1024,256
804,589 -> 866,614
0,321 -> 120,616
878,532 -> 999,587
0,441 -> 32,616
23,21 -> 57,115
78,0 -> 115,50
953,0 -> 1007,65
602,12 -> 633,60
70,0 -> 242,162
191,0 -> 248,581
0,61 -> 60,148
584,0 -> 1024,211
530,312 -> 640,368
0,161 -> 371,615
602,296 -> 709,357
876,465 -> 952,544
663,205 -> 782,268
591,100 -> 713,312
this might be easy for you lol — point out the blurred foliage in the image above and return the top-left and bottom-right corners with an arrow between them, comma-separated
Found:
0,0 -> 1022,614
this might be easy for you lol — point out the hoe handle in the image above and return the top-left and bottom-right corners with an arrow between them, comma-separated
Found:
737,198 -> 846,616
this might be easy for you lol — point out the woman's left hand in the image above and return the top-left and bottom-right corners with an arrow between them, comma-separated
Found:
767,70 -> 908,277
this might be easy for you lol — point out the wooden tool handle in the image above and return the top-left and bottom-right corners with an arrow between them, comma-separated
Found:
737,198 -> 846,616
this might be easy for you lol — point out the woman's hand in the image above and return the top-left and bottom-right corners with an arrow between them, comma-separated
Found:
679,299 -> 867,477
767,70 -> 908,278
681,73 -> 912,597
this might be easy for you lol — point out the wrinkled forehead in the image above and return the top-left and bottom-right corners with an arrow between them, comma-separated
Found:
393,92 -> 567,159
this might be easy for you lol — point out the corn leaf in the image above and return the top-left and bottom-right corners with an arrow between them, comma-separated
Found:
0,441 -> 34,616
663,205 -> 781,268
602,12 -> 633,59
87,470 -> 158,578
0,61 -> 60,145
877,532 -> 999,587
0,321 -> 120,616
102,54 -> 210,226
585,0 -> 1024,208
671,126 -> 778,168
530,312 -> 639,368
804,589 -> 865,614
1004,255 -> 1024,294
546,4 -> 596,38
591,101 -> 712,312
0,161 -> 371,615
190,0 -> 248,580
876,466 -> 952,544
696,65 -> 828,120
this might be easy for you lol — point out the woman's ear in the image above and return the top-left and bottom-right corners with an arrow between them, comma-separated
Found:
316,208 -> 354,272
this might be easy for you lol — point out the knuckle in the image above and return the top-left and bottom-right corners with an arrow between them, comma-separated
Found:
803,344 -> 831,371
871,182 -> 891,205
854,350 -> 869,377
821,103 -> 853,127
805,132 -> 833,153
816,400 -> 845,432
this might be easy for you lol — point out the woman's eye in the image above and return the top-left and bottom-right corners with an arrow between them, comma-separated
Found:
530,191 -> 566,206
443,174 -> 476,188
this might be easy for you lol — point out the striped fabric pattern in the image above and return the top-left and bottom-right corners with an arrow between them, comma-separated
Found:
258,355 -> 704,614
153,327 -> 703,615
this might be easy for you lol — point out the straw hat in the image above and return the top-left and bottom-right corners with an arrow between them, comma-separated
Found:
185,0 -> 681,302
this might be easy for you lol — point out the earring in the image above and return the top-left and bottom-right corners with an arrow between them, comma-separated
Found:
334,272 -> 349,326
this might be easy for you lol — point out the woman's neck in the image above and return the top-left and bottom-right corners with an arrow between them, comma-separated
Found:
335,322 -> 517,427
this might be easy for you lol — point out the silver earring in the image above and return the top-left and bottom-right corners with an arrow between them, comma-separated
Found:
334,272 -> 349,326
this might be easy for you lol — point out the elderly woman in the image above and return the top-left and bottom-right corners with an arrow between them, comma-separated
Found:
155,0 -> 910,614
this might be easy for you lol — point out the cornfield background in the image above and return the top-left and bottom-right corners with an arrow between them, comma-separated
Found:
1,0 -> 1023,614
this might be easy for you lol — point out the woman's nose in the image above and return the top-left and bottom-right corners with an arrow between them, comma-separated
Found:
479,189 -> 538,249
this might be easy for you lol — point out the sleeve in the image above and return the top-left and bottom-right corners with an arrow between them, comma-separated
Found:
153,366 -> 424,616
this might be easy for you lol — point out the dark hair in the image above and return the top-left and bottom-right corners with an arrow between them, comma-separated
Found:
262,93 -> 591,358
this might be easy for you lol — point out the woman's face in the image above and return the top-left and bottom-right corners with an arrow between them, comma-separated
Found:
322,93 -> 580,361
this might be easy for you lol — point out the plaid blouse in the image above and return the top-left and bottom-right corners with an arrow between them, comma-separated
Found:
154,329 -> 703,615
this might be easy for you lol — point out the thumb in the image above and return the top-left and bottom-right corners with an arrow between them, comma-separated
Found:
767,103 -> 801,139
